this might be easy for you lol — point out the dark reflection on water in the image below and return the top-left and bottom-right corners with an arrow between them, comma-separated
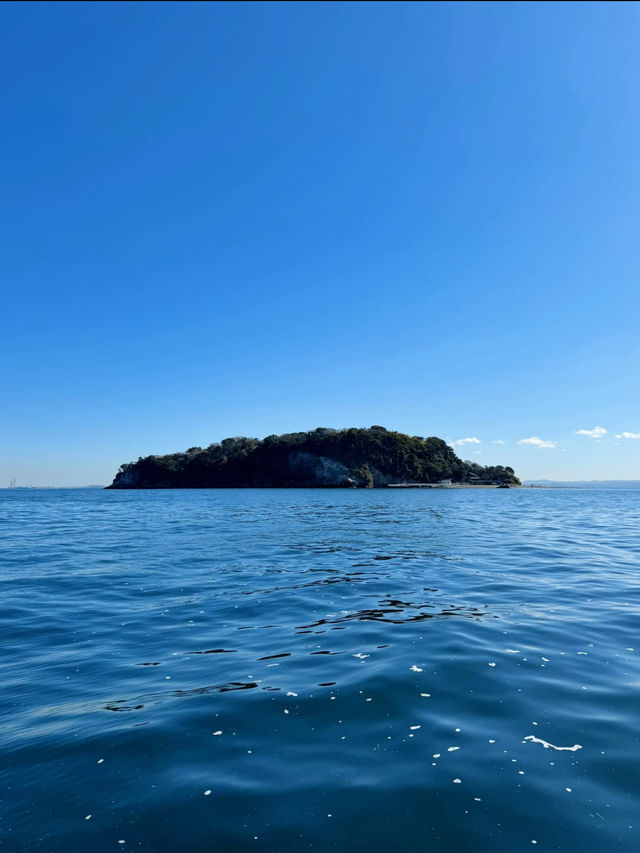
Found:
2,487 -> 640,852
187,648 -> 237,655
297,598 -> 492,628
106,682 -> 265,712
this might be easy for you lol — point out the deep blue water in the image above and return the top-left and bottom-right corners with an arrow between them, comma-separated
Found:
1,488 -> 640,852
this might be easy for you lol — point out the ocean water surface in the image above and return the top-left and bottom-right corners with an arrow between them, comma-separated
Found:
1,487 -> 639,851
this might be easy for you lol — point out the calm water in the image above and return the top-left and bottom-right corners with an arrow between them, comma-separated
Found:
1,488 -> 639,852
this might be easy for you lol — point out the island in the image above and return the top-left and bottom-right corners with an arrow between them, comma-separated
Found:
106,427 -> 520,489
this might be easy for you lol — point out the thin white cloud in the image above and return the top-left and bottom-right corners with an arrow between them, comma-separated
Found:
616,431 -> 640,440
575,426 -> 607,439
518,436 -> 556,449
492,439 -> 505,445
451,437 -> 481,447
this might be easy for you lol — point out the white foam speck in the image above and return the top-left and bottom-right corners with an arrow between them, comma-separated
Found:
97,758 -> 104,764
448,746 -> 460,752
489,739 -> 496,744
505,649 -> 520,654
531,841 -> 537,845
353,653 -> 369,660
455,728 -> 461,732
410,725 -> 421,730
410,665 -> 423,672
542,657 -> 550,662
524,735 -> 582,751
474,797 -> 482,802
453,778 -> 461,784
488,662 -> 496,667
286,692 -> 298,697
566,787 -> 572,792
433,753 -> 440,758
85,815 -> 92,820
204,790 -> 212,796
213,731 -> 222,736
577,652 -> 587,656
420,693 -> 431,697
284,709 -> 289,714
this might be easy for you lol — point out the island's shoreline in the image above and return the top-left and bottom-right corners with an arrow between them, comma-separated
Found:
106,483 -> 527,491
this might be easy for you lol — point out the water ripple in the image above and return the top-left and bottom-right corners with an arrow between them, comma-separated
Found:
1,487 -> 639,851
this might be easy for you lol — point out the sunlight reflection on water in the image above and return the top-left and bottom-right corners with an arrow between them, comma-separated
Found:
1,487 -> 639,851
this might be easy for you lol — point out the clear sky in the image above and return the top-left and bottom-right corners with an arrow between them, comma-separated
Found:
2,1 -> 639,486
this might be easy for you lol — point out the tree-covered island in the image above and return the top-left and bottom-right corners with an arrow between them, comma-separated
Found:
107,426 -> 520,489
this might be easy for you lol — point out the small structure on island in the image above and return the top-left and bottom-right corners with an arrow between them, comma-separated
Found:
439,478 -> 452,486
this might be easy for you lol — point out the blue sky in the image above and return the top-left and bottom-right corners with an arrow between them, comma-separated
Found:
2,1 -> 639,485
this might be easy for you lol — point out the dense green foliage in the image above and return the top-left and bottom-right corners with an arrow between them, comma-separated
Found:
108,427 -> 520,489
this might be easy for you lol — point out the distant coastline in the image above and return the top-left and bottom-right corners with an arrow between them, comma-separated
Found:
523,480 -> 640,489
1,485 -> 105,490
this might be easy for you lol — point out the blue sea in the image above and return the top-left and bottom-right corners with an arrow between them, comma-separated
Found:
2,488 -> 639,852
